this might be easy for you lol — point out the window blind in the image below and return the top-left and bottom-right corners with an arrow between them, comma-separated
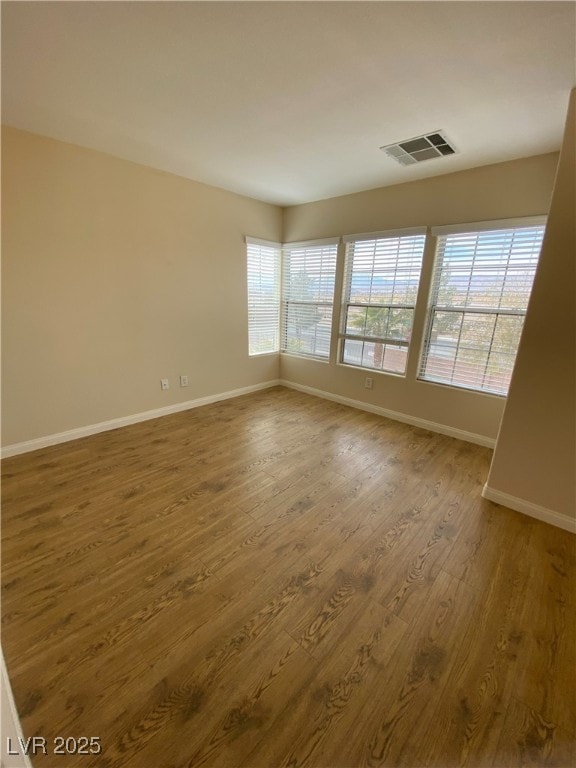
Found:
281,239 -> 338,359
246,237 -> 281,356
341,229 -> 426,374
419,222 -> 545,394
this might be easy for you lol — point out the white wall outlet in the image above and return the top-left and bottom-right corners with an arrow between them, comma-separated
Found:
180,375 -> 189,387
161,378 -> 170,390
364,377 -> 373,390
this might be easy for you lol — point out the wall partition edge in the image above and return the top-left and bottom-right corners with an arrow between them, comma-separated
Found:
1,380 -> 281,458
482,484 -> 576,534
1,648 -> 33,768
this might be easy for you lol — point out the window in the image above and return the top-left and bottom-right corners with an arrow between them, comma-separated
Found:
281,239 -> 338,359
419,218 -> 546,395
341,228 -> 426,374
246,237 -> 281,355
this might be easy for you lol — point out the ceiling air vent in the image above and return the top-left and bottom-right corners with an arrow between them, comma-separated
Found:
381,131 -> 456,166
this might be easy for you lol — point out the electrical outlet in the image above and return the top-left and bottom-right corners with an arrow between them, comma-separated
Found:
364,377 -> 373,390
161,378 -> 169,391
180,375 -> 189,387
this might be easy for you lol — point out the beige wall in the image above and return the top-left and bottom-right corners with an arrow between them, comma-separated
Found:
282,154 -> 558,242
1,127 -> 563,453
281,154 -> 559,442
486,91 -> 575,522
1,128 -> 282,446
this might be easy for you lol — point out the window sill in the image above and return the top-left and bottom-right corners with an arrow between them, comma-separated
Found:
337,361 -> 407,378
280,352 -> 331,364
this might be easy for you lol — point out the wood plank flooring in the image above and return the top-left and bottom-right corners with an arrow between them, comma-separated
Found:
2,386 -> 575,768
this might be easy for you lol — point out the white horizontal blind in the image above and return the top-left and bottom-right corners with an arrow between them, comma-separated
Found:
281,239 -> 338,359
246,238 -> 281,355
420,223 -> 545,394
341,231 -> 426,374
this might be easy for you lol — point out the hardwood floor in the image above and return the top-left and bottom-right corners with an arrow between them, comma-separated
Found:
2,386 -> 574,768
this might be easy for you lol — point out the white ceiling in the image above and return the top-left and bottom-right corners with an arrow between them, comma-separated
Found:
2,1 -> 575,206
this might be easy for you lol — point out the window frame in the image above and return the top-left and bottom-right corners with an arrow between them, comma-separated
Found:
280,238 -> 339,361
246,236 -> 281,356
418,216 -> 546,396
339,227 -> 427,376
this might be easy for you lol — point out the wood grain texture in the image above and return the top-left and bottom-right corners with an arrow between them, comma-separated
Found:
2,386 -> 574,767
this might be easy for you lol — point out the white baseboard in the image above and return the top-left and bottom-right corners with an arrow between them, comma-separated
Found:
1,380 -> 281,459
1,377 -> 495,458
279,380 -> 496,448
482,484 -> 576,534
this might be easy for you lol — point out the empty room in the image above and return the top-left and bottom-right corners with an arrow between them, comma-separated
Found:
1,2 -> 575,767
